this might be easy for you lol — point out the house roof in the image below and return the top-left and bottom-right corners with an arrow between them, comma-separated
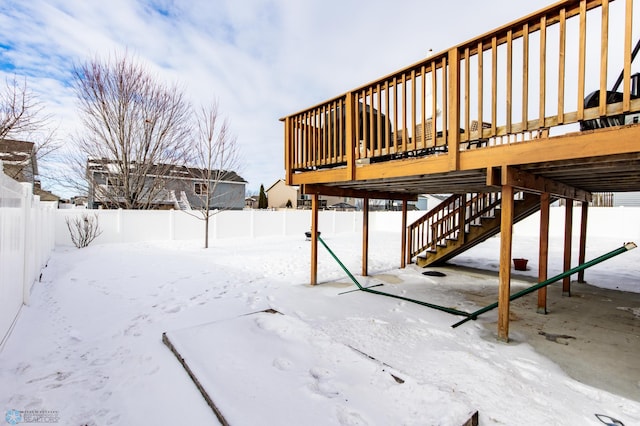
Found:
0,139 -> 35,159
0,139 -> 37,170
34,185 -> 60,202
266,178 -> 298,193
86,158 -> 246,183
0,139 -> 38,182
328,202 -> 357,210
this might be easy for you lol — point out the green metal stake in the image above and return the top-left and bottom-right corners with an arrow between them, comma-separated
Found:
317,235 -> 471,317
451,242 -> 637,328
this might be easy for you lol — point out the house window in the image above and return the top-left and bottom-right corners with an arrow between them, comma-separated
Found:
194,183 -> 208,195
106,176 -> 122,187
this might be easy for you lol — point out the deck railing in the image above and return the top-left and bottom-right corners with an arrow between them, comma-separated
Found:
283,0 -> 639,183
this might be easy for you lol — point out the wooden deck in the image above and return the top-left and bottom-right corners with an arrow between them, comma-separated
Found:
281,0 -> 640,341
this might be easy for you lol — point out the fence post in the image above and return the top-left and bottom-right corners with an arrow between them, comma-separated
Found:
282,209 -> 287,236
21,183 -> 33,305
250,209 -> 255,238
117,208 -> 123,242
169,209 -> 175,240
212,212 -> 218,240
332,209 -> 337,233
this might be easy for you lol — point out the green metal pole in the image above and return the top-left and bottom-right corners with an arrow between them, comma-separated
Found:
318,235 -> 471,317
451,242 -> 637,328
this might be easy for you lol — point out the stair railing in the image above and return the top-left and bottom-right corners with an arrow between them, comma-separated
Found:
408,192 -> 504,261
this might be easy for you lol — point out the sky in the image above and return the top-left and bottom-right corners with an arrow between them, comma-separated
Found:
0,0 -> 557,196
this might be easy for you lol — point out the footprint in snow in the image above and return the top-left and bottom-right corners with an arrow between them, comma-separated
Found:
26,371 -> 71,384
89,375 -> 109,391
272,357 -> 293,371
309,367 -> 333,380
336,405 -> 369,425
308,367 -> 340,398
164,305 -> 182,314
13,362 -> 31,375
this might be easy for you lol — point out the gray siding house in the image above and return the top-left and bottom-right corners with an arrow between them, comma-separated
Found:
87,159 -> 246,210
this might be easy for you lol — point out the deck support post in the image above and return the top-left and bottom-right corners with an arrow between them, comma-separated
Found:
498,182 -> 515,342
562,200 -> 573,296
447,48 -> 461,171
345,91 -> 356,180
401,199 -> 408,268
577,201 -> 589,283
310,193 -> 319,286
537,192 -> 550,314
362,197 -> 369,276
284,116 -> 293,185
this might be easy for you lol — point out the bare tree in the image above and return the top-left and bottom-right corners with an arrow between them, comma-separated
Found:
0,75 -> 58,181
70,53 -> 192,209
183,101 -> 243,248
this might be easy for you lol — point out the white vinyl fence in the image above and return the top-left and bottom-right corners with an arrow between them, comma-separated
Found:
0,166 -> 56,348
54,209 -> 428,246
54,206 -> 640,247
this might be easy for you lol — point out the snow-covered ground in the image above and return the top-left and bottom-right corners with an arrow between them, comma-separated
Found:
1,231 -> 639,425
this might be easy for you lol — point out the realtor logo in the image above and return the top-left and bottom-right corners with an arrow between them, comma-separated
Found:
4,409 -> 59,424
5,409 -> 22,425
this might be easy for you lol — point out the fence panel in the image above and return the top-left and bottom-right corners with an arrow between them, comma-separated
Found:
0,166 -> 56,348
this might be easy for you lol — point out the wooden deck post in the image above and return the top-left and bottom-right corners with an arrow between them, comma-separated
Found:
310,192 -> 319,286
577,201 -> 589,283
562,200 -> 573,296
362,197 -> 369,277
537,192 -> 550,314
447,48 -> 461,171
401,199 -> 408,268
498,183 -> 515,342
345,92 -> 356,180
284,116 -> 292,185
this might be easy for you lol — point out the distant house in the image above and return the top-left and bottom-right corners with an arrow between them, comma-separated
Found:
33,182 -> 60,203
70,195 -> 88,207
86,158 -> 246,210
612,192 -> 640,207
245,196 -> 258,209
265,179 -> 354,210
266,179 -> 299,209
0,139 -> 61,203
0,139 -> 37,184
327,202 -> 357,211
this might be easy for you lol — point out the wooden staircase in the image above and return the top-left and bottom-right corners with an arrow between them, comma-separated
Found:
408,191 -> 545,267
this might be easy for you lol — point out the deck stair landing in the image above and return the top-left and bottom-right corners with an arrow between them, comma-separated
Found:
409,192 -> 545,267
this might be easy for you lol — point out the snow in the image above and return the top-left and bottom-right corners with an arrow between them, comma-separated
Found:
1,230 -> 639,425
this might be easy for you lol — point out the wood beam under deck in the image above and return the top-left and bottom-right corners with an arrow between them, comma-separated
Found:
563,201 -> 574,297
302,184 -> 417,201
502,167 -> 592,203
578,201 -> 589,283
537,192 -> 551,314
